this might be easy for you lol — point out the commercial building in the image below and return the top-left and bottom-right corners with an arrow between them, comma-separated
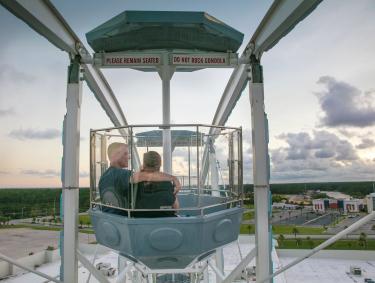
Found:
312,198 -> 363,213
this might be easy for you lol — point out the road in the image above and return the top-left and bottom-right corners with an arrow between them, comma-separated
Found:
273,234 -> 375,240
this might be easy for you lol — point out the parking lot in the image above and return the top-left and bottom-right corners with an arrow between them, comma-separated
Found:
270,209 -> 375,235
272,210 -> 340,226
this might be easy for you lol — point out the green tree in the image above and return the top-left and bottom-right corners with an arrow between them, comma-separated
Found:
0,216 -> 7,226
247,225 -> 253,234
292,227 -> 299,239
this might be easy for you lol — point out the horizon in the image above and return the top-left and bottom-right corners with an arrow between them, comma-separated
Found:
1,180 -> 374,190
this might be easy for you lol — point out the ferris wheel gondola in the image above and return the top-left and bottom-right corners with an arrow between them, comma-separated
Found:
89,124 -> 244,270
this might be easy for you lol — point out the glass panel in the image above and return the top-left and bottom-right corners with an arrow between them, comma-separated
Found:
89,124 -> 243,214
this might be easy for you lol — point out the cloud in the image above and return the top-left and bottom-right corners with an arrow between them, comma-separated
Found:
0,170 -> 10,174
316,76 -> 375,127
9,128 -> 61,140
281,130 -> 358,161
0,64 -> 35,84
356,138 -> 375,149
79,171 -> 89,178
270,130 -> 366,182
21,169 -> 60,178
338,129 -> 356,138
0,108 -> 15,117
20,169 -> 90,179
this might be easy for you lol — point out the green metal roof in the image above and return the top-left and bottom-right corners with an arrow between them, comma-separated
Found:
86,11 -> 244,53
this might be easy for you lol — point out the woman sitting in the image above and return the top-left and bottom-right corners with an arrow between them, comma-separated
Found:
132,151 -> 181,217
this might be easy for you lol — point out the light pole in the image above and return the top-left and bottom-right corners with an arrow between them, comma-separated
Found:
53,198 -> 56,217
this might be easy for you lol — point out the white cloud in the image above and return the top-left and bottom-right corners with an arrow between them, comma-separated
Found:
269,130 -> 374,182
356,138 -> 375,149
79,171 -> 90,178
0,64 -> 35,84
21,169 -> 60,178
0,108 -> 15,117
316,76 -> 375,127
9,128 -> 61,140
20,169 -> 90,179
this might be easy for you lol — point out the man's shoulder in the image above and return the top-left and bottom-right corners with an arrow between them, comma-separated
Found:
106,167 -> 131,173
99,168 -> 131,183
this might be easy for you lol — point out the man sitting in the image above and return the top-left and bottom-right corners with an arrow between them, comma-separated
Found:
132,151 -> 181,217
98,143 -> 131,214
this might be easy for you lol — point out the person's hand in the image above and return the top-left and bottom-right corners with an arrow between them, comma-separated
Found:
172,176 -> 181,195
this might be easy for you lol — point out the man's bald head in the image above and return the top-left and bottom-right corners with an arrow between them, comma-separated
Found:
107,143 -> 129,168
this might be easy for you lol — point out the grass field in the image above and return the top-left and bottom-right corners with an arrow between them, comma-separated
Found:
277,239 -> 375,250
79,214 -> 92,226
244,204 -> 254,209
243,211 -> 254,220
272,225 -> 324,235
240,224 -> 324,235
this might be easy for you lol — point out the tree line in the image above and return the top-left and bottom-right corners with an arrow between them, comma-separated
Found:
0,188 -> 90,219
244,181 -> 375,198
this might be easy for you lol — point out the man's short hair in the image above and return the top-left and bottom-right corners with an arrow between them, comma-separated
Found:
107,142 -> 128,161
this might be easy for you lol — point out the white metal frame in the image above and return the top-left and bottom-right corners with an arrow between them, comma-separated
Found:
3,1 -> 351,283
61,55 -> 82,283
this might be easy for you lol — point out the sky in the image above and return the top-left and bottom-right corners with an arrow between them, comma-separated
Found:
0,0 -> 374,188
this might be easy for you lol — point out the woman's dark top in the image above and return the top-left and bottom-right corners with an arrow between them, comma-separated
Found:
133,181 -> 176,218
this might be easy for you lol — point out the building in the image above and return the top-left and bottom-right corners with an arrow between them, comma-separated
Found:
365,193 -> 375,213
312,198 -> 363,213
272,203 -> 300,210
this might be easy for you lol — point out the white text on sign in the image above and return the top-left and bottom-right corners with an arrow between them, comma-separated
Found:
105,56 -> 161,65
172,55 -> 227,65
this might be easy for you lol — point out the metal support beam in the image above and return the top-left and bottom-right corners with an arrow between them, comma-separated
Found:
222,247 -> 256,283
215,248 -> 225,283
77,251 -> 110,283
249,57 -> 272,283
209,140 -> 220,196
61,56 -> 82,283
0,252 -> 62,283
83,64 -> 141,170
0,0 -> 77,53
249,0 -> 323,58
116,261 -> 132,283
200,63 -> 249,185
208,260 -> 225,282
158,53 -> 175,174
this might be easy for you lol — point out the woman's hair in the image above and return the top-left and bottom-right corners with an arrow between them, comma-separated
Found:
143,151 -> 161,171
